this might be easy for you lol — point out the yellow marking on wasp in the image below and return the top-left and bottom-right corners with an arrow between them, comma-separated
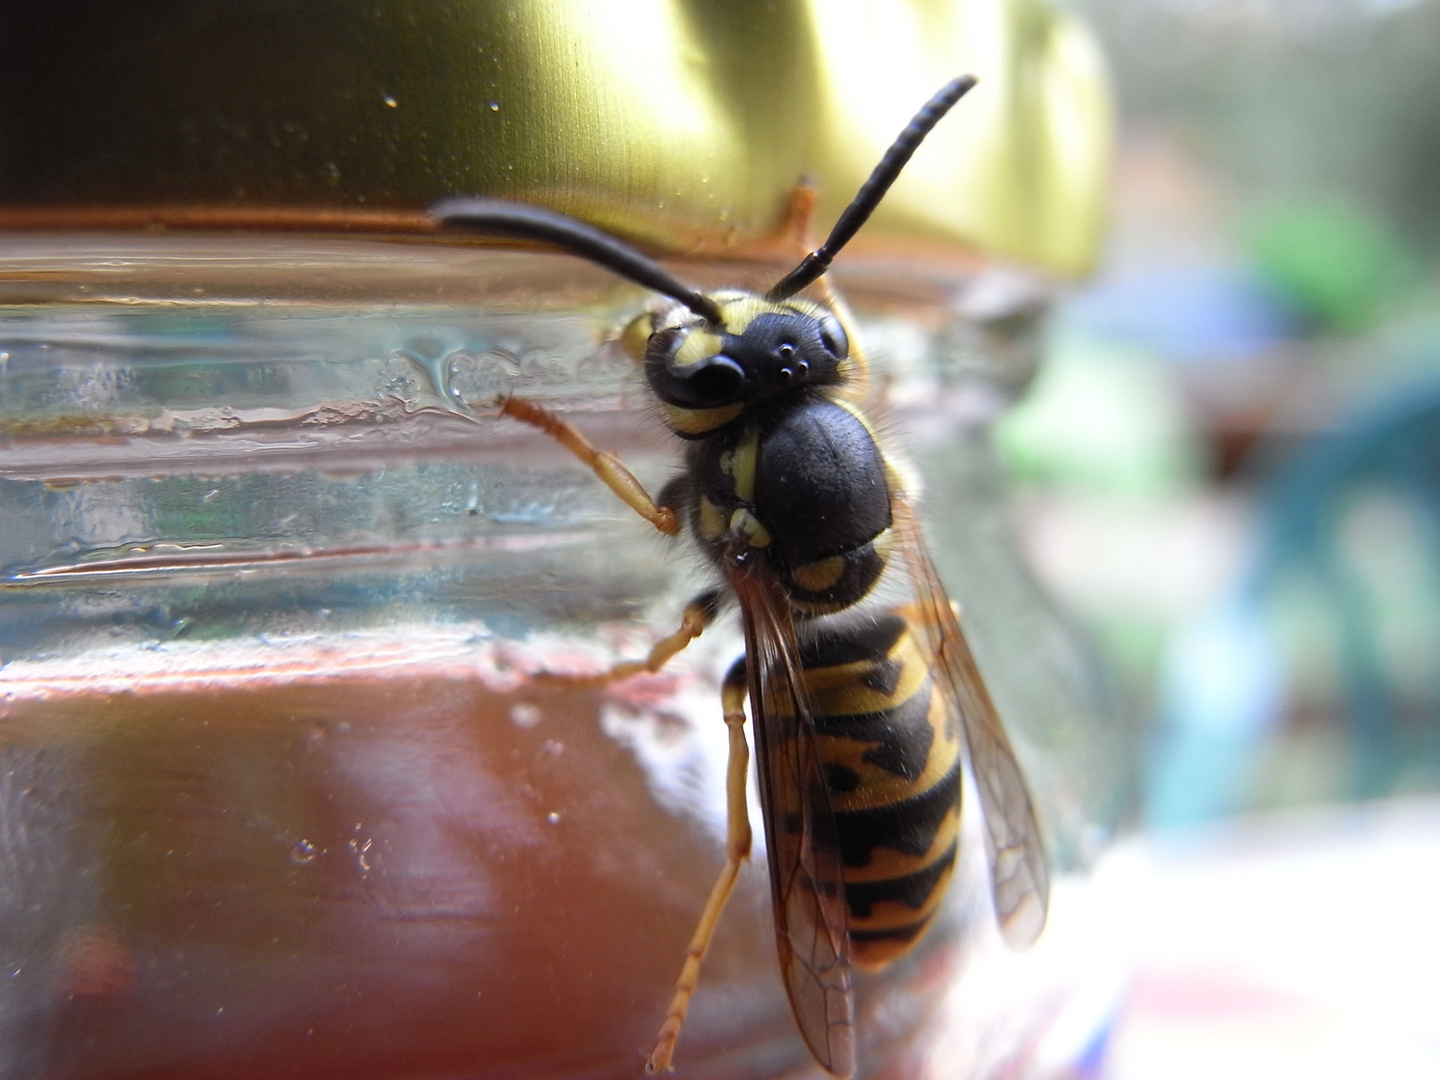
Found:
802,638 -> 929,717
729,508 -> 772,548
872,527 -> 895,565
790,555 -> 847,593
673,326 -> 725,369
717,426 -> 759,502
618,312 -> 655,363
661,401 -> 744,435
712,295 -> 783,336
696,496 -> 727,542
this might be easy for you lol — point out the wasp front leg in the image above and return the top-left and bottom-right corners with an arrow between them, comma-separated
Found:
647,659 -> 752,1074
498,395 -> 680,536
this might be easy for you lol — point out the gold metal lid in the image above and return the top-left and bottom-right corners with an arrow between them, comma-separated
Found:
0,0 -> 1110,275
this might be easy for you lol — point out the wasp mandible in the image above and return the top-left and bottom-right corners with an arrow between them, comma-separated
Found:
432,75 -> 1049,1079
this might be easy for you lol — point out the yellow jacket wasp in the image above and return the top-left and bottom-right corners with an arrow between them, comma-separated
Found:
432,75 -> 1049,1078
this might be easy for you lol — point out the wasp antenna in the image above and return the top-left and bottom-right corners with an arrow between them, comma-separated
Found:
431,197 -> 723,324
766,75 -> 978,302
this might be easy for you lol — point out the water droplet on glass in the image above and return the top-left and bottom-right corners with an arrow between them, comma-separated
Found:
348,836 -> 374,873
547,812 -> 561,825
381,92 -> 398,108
290,840 -> 318,865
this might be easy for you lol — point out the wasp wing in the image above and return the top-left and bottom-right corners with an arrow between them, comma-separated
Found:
891,497 -> 1050,949
728,559 -> 856,1078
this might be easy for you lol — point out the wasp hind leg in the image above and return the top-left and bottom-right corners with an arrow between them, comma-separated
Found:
498,395 -> 679,535
647,659 -> 752,1074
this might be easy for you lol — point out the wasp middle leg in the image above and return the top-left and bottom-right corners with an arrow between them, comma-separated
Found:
531,589 -> 720,690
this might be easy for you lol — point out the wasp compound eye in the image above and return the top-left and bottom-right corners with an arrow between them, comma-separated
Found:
817,316 -> 849,360
644,327 -> 748,408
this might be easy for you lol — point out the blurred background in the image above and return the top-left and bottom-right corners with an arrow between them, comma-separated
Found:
999,1 -> 1440,1075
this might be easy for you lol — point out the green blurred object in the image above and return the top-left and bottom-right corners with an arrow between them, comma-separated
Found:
996,336 -> 1207,498
0,0 -> 1110,276
1248,202 -> 1414,334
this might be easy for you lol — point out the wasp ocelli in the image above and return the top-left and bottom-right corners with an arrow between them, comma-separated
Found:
432,74 -> 1049,1079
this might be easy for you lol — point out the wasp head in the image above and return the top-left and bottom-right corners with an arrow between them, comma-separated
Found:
635,294 -> 850,425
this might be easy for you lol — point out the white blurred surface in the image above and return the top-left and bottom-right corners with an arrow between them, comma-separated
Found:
1095,799 -> 1440,1079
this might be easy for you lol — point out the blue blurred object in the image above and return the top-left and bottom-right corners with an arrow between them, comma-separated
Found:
1066,265 -> 1300,363
1150,382 -> 1440,825
1149,592 -> 1286,827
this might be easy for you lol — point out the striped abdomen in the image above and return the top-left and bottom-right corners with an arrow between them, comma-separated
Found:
799,611 -> 961,969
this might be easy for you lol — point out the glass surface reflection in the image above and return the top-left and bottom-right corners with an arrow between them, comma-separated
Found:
0,236 -> 1118,1079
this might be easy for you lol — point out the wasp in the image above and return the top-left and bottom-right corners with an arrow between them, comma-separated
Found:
432,75 -> 1049,1078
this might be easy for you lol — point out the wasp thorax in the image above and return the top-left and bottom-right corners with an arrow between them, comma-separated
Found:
643,297 -> 850,413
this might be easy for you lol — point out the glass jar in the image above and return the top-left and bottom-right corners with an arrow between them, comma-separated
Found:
0,233 -> 1119,1079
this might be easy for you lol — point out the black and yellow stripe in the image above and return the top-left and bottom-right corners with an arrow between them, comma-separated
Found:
797,612 -> 961,969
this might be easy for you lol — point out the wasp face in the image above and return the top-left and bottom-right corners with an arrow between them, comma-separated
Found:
643,296 -> 849,412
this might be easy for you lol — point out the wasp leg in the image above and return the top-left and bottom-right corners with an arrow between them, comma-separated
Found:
647,661 -> 752,1074
534,590 -> 719,690
499,395 -> 680,535
780,182 -> 821,250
